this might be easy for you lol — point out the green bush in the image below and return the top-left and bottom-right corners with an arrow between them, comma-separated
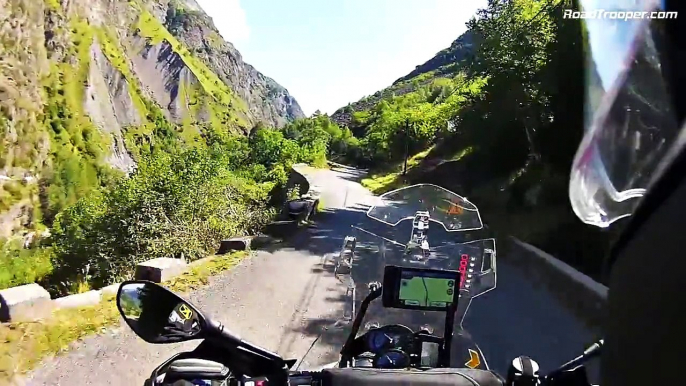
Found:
279,114 -> 360,164
46,146 -> 274,295
4,80 -> 332,296
0,239 -> 54,290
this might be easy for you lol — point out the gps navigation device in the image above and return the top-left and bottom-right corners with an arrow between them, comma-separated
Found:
382,265 -> 461,311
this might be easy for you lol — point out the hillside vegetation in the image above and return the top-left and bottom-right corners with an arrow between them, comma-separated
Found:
0,0 -> 304,236
0,110 -> 351,295
332,0 -> 620,282
0,0 -> 343,294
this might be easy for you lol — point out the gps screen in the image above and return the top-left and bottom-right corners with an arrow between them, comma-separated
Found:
398,270 -> 456,308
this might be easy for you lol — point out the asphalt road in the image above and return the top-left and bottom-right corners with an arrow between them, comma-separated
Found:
26,165 -> 599,385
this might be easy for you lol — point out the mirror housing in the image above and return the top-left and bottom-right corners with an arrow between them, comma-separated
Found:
116,280 -> 206,344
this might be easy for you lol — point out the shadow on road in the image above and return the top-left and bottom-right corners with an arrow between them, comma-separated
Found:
329,166 -> 368,183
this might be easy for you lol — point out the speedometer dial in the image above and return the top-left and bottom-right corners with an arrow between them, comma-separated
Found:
366,330 -> 393,352
364,325 -> 414,354
374,349 -> 411,369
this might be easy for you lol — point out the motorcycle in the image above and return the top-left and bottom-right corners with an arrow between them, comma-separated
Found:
115,277 -> 600,385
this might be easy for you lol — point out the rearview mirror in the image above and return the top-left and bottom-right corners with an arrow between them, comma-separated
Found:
116,281 -> 205,344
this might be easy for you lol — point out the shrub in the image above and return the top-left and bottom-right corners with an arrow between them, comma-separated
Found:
0,239 -> 54,290
46,146 -> 274,295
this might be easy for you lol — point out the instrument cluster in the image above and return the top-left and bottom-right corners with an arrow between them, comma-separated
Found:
363,324 -> 415,369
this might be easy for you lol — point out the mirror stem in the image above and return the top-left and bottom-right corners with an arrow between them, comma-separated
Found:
206,319 -> 285,363
206,319 -> 242,345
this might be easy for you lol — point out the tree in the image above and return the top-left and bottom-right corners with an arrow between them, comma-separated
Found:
249,127 -> 286,167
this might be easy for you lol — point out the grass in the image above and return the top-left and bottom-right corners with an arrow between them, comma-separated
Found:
406,146 -> 433,167
0,181 -> 33,212
205,31 -> 224,50
359,145 -> 474,195
315,196 -> 326,213
43,0 -> 61,10
448,146 -> 474,161
0,251 -> 248,383
0,241 -> 54,290
361,171 -> 409,195
360,147 -> 433,194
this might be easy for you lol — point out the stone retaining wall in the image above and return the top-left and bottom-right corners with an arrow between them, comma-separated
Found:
509,236 -> 607,332
0,254 -> 224,322
288,163 -> 312,199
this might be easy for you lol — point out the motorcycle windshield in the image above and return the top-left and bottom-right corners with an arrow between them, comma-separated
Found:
304,229 -> 496,370
367,184 -> 483,231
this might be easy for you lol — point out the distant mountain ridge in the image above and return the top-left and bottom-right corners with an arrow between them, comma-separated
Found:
331,30 -> 476,127
393,30 -> 476,84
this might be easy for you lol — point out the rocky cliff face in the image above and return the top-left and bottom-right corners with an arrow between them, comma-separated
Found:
0,0 -> 304,237
164,0 -> 304,127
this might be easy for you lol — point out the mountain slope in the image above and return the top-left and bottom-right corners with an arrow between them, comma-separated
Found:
393,30 -> 476,85
163,0 -> 304,127
0,0 -> 304,237
330,30 -> 475,130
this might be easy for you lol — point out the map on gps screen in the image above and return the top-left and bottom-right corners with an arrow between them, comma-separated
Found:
398,273 -> 455,308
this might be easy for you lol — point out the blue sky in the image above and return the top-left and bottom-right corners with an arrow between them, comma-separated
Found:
194,0 -> 487,116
